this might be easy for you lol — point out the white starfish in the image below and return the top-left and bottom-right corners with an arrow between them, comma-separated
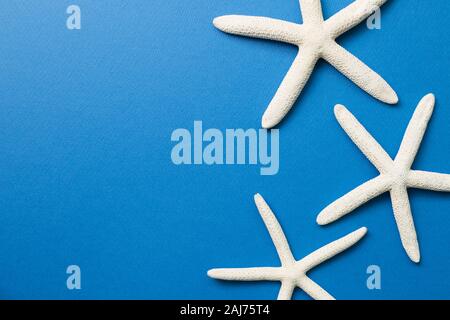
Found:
214,0 -> 398,128
208,194 -> 367,300
317,94 -> 450,263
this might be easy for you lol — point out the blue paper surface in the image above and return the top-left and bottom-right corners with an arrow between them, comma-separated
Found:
0,0 -> 449,299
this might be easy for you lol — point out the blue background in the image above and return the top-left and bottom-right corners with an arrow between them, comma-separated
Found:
0,0 -> 449,299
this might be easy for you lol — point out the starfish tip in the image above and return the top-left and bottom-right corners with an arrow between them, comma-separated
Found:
356,227 -> 368,237
408,250 -> 421,263
411,255 -> 421,264
316,213 -> 330,226
261,115 -> 277,129
386,90 -> 399,105
207,269 -> 219,278
426,92 -> 435,99
212,16 -> 228,30
422,93 -> 435,107
333,104 -> 348,118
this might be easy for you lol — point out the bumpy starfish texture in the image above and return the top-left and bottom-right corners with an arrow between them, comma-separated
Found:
317,94 -> 450,263
214,0 -> 398,128
208,194 -> 367,300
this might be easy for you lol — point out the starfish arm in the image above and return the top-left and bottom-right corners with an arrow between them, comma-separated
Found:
299,0 -> 324,24
277,281 -> 296,300
300,227 -> 368,270
390,185 -> 420,263
261,49 -> 319,128
213,15 -> 304,45
298,276 -> 335,300
395,94 -> 435,170
325,0 -> 388,38
207,267 -> 282,281
334,105 -> 394,173
254,194 -> 296,266
322,42 -> 398,104
317,175 -> 390,225
408,170 -> 450,192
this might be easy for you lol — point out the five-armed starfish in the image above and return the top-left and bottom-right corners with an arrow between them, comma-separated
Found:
214,0 -> 398,128
208,194 -> 367,300
317,94 -> 450,263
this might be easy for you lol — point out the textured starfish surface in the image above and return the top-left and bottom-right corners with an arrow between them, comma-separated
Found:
317,94 -> 450,263
208,194 -> 367,300
214,0 -> 398,128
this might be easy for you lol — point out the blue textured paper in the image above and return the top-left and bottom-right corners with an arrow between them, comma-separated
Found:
0,0 -> 449,299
